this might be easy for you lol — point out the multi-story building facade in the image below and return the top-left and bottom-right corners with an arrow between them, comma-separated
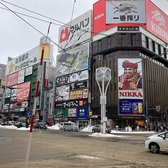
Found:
3,37 -> 54,122
90,0 -> 168,129
55,10 -> 92,128
0,63 -> 6,81
54,0 -> 168,130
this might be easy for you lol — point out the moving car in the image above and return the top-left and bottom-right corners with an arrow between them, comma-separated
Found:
92,125 -> 111,133
34,122 -> 47,130
145,131 -> 168,153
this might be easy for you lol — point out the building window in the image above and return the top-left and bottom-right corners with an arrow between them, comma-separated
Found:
158,44 -> 161,55
152,40 -> 155,53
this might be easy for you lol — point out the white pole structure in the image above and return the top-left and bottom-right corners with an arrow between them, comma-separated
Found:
95,67 -> 111,134
24,47 -> 45,168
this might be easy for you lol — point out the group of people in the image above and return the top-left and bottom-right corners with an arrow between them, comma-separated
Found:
155,125 -> 168,132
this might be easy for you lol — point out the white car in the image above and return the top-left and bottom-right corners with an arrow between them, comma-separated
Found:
145,131 -> 168,153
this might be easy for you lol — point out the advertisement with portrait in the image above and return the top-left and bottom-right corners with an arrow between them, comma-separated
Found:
118,58 -> 144,115
55,85 -> 70,101
145,0 -> 168,44
76,107 -> 88,120
93,0 -> 146,35
58,10 -> 92,52
69,89 -> 88,100
56,43 -> 89,76
69,70 -> 88,83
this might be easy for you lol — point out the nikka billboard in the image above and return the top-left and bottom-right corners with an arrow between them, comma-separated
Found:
118,58 -> 144,115
145,0 -> 168,44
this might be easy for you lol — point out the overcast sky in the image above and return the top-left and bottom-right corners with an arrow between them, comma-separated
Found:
0,0 -> 168,65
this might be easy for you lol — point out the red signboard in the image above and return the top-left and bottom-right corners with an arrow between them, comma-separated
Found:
93,0 -> 146,35
6,72 -> 19,87
16,82 -> 31,101
145,0 -> 168,43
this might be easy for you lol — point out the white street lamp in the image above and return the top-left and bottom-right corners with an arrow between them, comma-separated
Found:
95,67 -> 111,134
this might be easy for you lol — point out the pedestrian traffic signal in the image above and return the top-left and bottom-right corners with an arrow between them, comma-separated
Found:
156,105 -> 160,112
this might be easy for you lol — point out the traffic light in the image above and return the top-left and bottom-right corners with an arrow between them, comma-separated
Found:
156,105 -> 160,112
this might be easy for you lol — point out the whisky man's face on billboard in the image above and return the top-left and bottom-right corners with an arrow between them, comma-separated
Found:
124,67 -> 137,78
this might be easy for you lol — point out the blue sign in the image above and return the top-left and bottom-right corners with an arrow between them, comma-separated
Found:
76,107 -> 88,120
119,99 -> 144,115
26,111 -> 32,117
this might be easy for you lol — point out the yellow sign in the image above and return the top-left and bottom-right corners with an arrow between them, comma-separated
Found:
39,42 -> 50,59
8,62 -> 14,73
89,111 -> 92,117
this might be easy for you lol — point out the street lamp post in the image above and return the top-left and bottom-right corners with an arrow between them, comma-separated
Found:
95,67 -> 111,134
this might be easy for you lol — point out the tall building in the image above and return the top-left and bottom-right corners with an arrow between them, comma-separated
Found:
91,0 -> 168,129
54,0 -> 168,129
55,10 -> 92,128
3,37 -> 54,122
0,63 -> 6,81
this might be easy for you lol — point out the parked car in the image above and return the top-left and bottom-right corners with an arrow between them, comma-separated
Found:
92,125 -> 111,133
14,122 -> 24,128
145,131 -> 168,154
62,122 -> 79,132
34,122 -> 47,130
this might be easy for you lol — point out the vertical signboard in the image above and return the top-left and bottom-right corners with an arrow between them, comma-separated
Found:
118,58 -> 144,115
18,69 -> 25,84
145,0 -> 168,44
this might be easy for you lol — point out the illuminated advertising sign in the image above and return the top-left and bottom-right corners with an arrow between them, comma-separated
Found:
118,58 -> 144,115
69,70 -> 88,83
25,66 -> 33,76
69,90 -> 83,100
6,36 -> 53,76
56,75 -> 69,85
16,82 -> 31,101
117,26 -> 139,31
70,81 -> 88,90
93,0 -> 146,35
119,99 -> 144,115
63,100 -> 88,108
55,100 -> 88,108
18,69 -> 25,84
55,85 -> 70,101
56,43 -> 89,76
58,10 -> 92,52
76,107 -> 88,120
145,0 -> 168,43
6,72 -> 18,87
69,89 -> 88,100
68,108 -> 76,117
106,0 -> 146,24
